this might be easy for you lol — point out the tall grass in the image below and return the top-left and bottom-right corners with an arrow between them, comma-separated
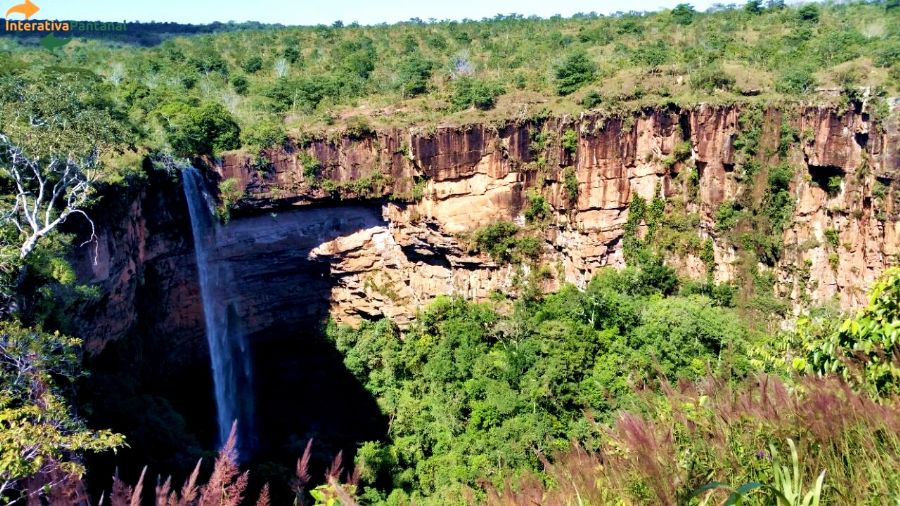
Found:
485,374 -> 900,505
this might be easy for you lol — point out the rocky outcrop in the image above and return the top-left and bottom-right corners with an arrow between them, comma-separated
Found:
206,104 -> 898,326
74,103 -> 899,351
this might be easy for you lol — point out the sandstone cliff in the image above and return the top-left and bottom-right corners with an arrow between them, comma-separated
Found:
73,103 -> 898,353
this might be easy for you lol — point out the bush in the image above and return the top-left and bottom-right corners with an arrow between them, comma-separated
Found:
775,67 -> 816,95
564,166 -> 579,202
396,55 -> 433,97
230,74 -> 248,95
241,55 -> 263,73
561,129 -> 578,155
345,115 -> 374,139
299,152 -> 322,181
672,3 -> 696,25
157,101 -> 241,157
524,191 -> 551,223
690,64 -> 735,92
241,118 -> 287,152
216,177 -> 244,222
798,3 -> 819,22
449,77 -> 504,111
471,221 -> 519,262
580,90 -> 603,108
553,50 -> 597,96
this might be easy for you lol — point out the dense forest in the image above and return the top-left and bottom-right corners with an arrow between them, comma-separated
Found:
0,0 -> 899,504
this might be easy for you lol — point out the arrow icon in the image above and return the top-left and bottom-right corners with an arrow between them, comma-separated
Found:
6,0 -> 39,19
40,33 -> 70,51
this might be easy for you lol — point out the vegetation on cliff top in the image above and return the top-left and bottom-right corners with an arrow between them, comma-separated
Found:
0,1 -> 896,156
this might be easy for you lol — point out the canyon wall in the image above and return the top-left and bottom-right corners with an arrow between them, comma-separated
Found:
73,103 -> 899,352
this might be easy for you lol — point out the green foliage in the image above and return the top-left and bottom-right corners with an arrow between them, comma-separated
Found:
0,321 -> 125,496
216,177 -> 243,223
802,268 -> 900,398
396,55 -> 434,97
331,269 -> 751,502
775,67 -> 817,95
230,74 -> 249,95
524,191 -> 551,223
553,50 -> 596,96
469,221 -> 541,264
824,228 -> 839,249
241,118 -> 287,152
563,166 -> 579,203
561,129 -> 578,155
157,101 -> 241,156
672,3 -> 697,25
580,90 -> 603,108
299,152 -> 323,182
449,77 -> 504,111
690,64 -> 735,93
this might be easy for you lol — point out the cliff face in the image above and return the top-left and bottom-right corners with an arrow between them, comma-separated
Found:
212,104 -> 898,326
74,104 -> 899,351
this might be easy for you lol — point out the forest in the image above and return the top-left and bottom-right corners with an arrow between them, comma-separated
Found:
0,0 -> 898,504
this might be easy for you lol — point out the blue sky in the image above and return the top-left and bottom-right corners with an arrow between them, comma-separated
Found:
20,0 -> 727,25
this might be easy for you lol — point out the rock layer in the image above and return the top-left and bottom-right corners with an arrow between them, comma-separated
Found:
74,104 -> 899,351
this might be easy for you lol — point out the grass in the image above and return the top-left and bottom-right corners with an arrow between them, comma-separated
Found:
485,374 -> 900,506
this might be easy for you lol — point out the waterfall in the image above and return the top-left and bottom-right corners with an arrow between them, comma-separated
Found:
182,167 -> 255,455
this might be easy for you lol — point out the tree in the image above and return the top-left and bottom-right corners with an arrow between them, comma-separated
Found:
396,55 -> 433,97
745,0 -> 764,14
449,77 -> 504,111
672,3 -> 696,25
803,268 -> 900,397
0,135 -> 95,260
0,321 -> 124,503
798,3 -> 819,22
553,50 -> 597,96
156,101 -> 241,157
0,69 -> 131,261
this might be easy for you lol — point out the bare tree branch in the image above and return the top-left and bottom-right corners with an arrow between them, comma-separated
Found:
0,134 -> 97,260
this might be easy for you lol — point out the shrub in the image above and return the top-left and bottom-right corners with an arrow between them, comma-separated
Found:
241,55 -> 263,73
524,191 -> 551,223
299,152 -> 322,181
690,64 -> 735,92
216,177 -> 244,222
241,118 -> 287,152
157,101 -> 241,157
397,55 -> 433,97
672,3 -> 696,25
553,50 -> 597,96
561,129 -> 578,155
230,74 -> 248,95
775,67 -> 816,95
580,90 -> 603,108
564,166 -> 579,203
345,115 -> 374,138
471,221 -> 519,262
714,201 -> 743,232
449,77 -> 504,111
798,3 -> 819,22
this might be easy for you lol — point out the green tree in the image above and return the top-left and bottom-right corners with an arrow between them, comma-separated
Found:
672,3 -> 697,25
157,101 -> 241,157
553,50 -> 597,96
396,55 -> 433,97
0,321 -> 124,501
449,77 -> 504,110
804,268 -> 900,397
